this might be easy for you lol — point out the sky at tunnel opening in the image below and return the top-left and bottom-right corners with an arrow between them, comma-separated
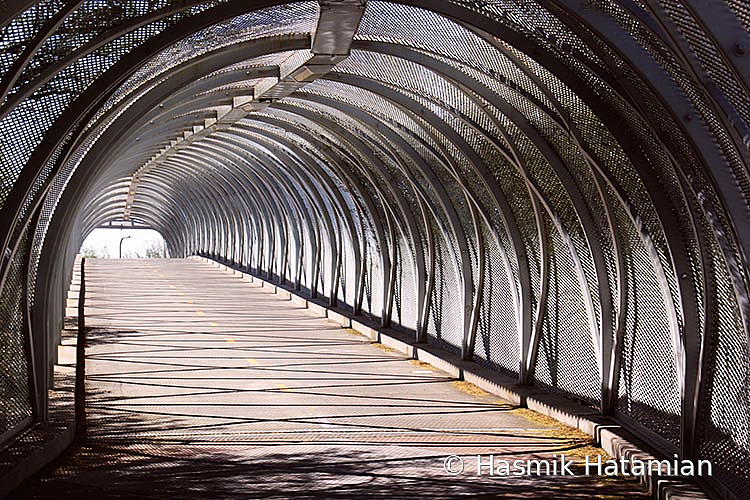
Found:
80,228 -> 167,259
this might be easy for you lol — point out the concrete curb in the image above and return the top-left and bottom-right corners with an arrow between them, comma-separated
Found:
200,255 -> 712,500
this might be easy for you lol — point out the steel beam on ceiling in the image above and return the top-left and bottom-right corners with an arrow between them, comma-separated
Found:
169,142 -> 297,272
122,0 -> 366,221
191,135 -> 313,280
276,95 -> 470,342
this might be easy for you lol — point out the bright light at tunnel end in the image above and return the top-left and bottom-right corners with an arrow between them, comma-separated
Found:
81,227 -> 167,259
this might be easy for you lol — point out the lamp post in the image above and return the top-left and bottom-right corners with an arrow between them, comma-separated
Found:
119,235 -> 131,259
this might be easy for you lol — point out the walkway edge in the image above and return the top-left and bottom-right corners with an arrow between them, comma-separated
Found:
196,255 -> 716,500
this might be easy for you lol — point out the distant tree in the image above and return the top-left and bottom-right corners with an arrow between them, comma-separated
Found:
81,246 -> 109,258
145,240 -> 164,258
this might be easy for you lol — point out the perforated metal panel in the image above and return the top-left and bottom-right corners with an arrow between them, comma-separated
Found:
534,214 -> 601,405
425,217 -> 462,355
1,2 -> 223,207
697,207 -> 750,493
394,235 -> 417,331
616,207 -> 682,445
0,226 -> 32,438
473,220 -> 519,376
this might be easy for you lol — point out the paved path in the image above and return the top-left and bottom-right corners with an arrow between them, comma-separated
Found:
11,259 -> 648,499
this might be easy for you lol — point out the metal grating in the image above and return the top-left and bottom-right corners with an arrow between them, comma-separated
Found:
425,216 -> 462,356
0,0 -> 66,80
697,204 -> 750,493
534,214 -> 601,405
0,224 -> 32,439
473,219 -> 519,376
726,0 -> 750,32
2,6 -> 212,208
615,199 -> 682,446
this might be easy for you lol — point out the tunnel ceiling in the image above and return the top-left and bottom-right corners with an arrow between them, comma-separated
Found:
1,1 -> 750,498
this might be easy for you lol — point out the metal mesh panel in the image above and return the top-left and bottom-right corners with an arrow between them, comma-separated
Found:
364,197 -> 384,322
577,3 -> 738,353
697,208 -> 750,493
317,224 -> 329,302
338,230 -> 356,310
727,0 -> 750,31
27,169 -> 67,308
474,219 -> 519,376
0,225 -> 33,438
496,88 -> 617,332
661,1 -> 750,134
495,38 -> 675,311
473,10 -> 706,447
431,0 -> 695,354
447,0 -> 606,66
2,14 -> 192,207
534,214 -> 601,405
394,234 -> 417,331
0,0 -> 66,79
10,2 -> 212,89
361,219 -> 383,321
597,0 -> 750,215
425,217 -> 462,356
97,2 -> 315,123
614,199 -> 681,446
360,0 -> 599,109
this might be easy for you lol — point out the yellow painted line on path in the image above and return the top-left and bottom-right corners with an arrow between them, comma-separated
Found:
210,322 -> 220,327
275,383 -> 290,391
195,310 -> 205,315
247,358 -> 259,366
225,338 -> 236,343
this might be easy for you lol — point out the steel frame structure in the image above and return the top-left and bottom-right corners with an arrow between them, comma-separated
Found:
0,1 -> 749,497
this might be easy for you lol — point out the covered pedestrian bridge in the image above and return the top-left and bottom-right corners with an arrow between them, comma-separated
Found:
0,1 -> 749,498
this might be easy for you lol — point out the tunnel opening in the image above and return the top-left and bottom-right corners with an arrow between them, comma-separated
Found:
80,225 -> 168,259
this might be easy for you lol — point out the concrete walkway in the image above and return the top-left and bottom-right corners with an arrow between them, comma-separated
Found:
10,259 -> 649,499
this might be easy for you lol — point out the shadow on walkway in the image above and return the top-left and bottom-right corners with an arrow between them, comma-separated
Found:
9,259 -> 649,499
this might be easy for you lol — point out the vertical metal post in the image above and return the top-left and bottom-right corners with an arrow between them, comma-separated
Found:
463,200 -> 484,360
75,257 -> 86,439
